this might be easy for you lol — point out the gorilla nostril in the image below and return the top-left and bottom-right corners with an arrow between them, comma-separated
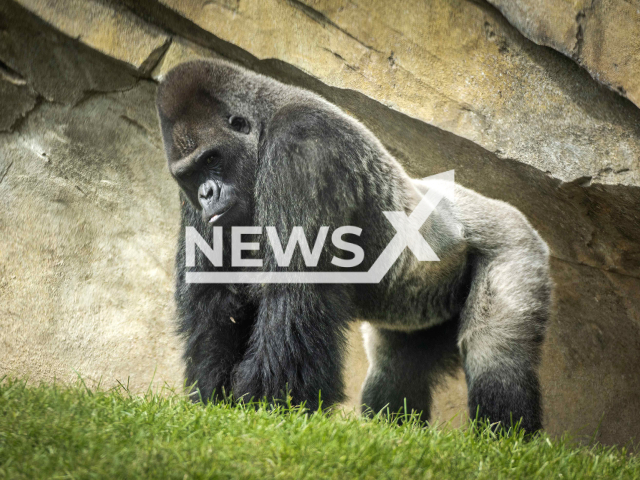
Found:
200,185 -> 213,200
198,180 -> 220,207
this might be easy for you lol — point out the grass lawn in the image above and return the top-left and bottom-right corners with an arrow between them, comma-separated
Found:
0,379 -> 637,479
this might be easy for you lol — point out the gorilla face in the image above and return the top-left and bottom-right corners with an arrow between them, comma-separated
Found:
157,65 -> 262,227
168,110 -> 256,226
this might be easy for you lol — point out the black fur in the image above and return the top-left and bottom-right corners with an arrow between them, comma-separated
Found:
174,194 -> 255,402
360,320 -> 461,422
467,369 -> 543,433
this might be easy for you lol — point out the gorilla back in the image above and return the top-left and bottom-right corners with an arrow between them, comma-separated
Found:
156,59 -> 552,433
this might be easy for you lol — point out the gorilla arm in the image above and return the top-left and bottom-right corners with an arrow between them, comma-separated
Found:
174,204 -> 256,403
231,104 -> 361,409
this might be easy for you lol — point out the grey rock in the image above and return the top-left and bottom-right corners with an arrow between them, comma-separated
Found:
0,1 -> 139,104
0,79 -> 184,394
488,0 -> 640,109
0,78 -> 37,131
14,0 -> 171,74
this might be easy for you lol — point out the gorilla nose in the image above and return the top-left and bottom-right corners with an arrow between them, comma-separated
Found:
198,180 -> 220,209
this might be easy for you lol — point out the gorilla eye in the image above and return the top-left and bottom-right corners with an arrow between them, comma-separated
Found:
229,115 -> 251,134
202,153 -> 222,175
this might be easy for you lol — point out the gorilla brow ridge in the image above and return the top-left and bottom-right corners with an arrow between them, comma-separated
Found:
173,123 -> 197,157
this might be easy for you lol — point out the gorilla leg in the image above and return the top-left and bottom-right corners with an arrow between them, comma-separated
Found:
232,284 -> 351,410
360,320 -> 460,422
458,253 -> 549,433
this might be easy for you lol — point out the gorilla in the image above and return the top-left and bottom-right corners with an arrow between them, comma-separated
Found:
156,59 -> 552,432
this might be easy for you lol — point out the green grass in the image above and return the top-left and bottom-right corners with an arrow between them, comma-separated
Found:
0,379 -> 637,479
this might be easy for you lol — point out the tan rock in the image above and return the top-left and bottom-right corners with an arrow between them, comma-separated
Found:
581,0 -> 640,105
0,1 -> 139,104
488,0 -> 640,108
152,38 -> 222,81
155,0 -> 640,188
14,0 -> 170,73
486,0 -> 585,58
0,81 -> 184,393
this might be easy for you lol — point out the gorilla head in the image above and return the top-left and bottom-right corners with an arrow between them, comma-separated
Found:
157,61 -> 269,226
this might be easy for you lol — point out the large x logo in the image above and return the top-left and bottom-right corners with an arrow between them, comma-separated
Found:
365,170 -> 454,281
383,211 -> 439,261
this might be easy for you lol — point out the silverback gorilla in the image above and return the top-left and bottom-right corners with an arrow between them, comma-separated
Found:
156,59 -> 552,432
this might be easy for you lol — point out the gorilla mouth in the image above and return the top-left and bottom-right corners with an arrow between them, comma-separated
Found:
208,205 -> 233,224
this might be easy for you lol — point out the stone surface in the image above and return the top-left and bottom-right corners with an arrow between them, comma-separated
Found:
152,37 -> 222,81
0,1 -> 139,104
488,0 -> 640,109
487,0 -> 582,56
0,78 -> 183,392
1,0 -> 639,448
143,0 -> 640,189
14,0 -> 171,74
542,258 -> 640,445
0,78 -> 37,131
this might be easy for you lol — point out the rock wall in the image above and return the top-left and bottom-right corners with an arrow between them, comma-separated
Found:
487,0 -> 640,109
1,0 -> 638,446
